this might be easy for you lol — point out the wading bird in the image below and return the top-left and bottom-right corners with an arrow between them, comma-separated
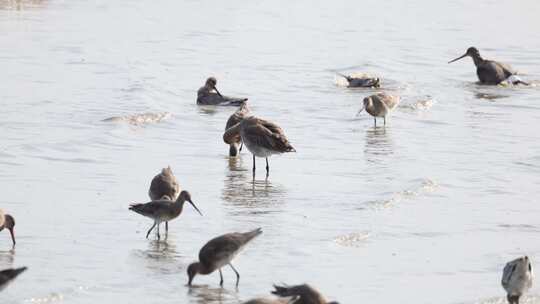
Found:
0,210 -> 16,246
225,101 -> 250,157
337,72 -> 380,88
448,47 -> 528,85
187,228 -> 262,287
148,166 -> 181,232
358,92 -> 400,127
0,267 -> 27,291
197,77 -> 248,106
224,116 -> 295,177
129,190 -> 202,240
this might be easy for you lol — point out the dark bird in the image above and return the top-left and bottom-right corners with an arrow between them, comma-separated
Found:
0,210 -> 16,246
502,256 -> 533,304
271,284 -> 339,304
225,101 -> 251,157
223,116 -> 295,177
187,228 -> 262,287
197,77 -> 248,106
449,47 -> 528,85
129,190 -> 202,240
337,72 -> 380,88
0,267 -> 27,291
148,166 -> 181,233
358,92 -> 400,127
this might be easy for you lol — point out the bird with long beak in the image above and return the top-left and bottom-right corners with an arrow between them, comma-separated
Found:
129,190 -> 202,240
197,77 -> 248,106
449,47 -> 528,85
0,210 -> 16,246
187,228 -> 262,287
358,92 -> 400,127
225,101 -> 250,157
0,267 -> 27,291
502,256 -> 533,304
148,166 -> 181,233
223,116 -> 295,177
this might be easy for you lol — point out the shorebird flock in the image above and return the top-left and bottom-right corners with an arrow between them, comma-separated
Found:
1,47 -> 535,303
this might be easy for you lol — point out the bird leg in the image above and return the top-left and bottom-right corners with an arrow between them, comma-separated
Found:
383,116 -> 386,126
374,117 -> 377,127
146,222 -> 157,239
219,269 -> 224,286
252,154 -> 256,175
239,141 -> 243,152
165,222 -> 169,234
265,157 -> 269,177
229,263 -> 240,287
156,223 -> 161,240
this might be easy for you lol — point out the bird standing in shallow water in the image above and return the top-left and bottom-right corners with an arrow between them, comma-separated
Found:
187,228 -> 262,287
225,101 -> 250,157
337,72 -> 380,88
223,116 -> 295,177
449,47 -> 528,85
0,267 -> 27,291
197,77 -> 248,106
502,256 -> 533,304
148,166 -> 181,233
129,190 -> 202,240
0,210 -> 16,246
358,92 -> 400,127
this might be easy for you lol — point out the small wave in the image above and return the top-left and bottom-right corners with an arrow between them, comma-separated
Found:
334,231 -> 371,247
362,179 -> 439,210
399,96 -> 436,111
102,112 -> 172,126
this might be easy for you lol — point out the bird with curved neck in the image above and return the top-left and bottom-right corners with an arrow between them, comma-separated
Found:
358,92 -> 400,127
129,190 -> 202,240
187,228 -> 262,287
0,210 -> 16,246
148,166 -> 181,233
225,101 -> 250,157
449,47 -> 528,85
197,77 -> 248,106
223,116 -> 295,177
502,256 -> 533,304
336,72 -> 380,88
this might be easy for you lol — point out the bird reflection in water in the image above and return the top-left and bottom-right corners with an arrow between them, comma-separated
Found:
0,248 -> 15,265
187,284 -> 240,304
222,157 -> 286,215
364,127 -> 394,165
132,239 -> 183,274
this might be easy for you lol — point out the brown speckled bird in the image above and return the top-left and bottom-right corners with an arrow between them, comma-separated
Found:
358,92 -> 400,127
148,166 -> 181,232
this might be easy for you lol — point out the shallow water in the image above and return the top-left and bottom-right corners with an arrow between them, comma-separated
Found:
1,0 -> 540,303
